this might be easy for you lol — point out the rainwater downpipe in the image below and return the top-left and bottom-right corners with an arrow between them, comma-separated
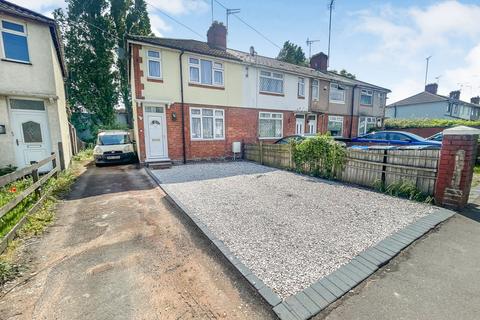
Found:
350,85 -> 357,138
179,50 -> 186,164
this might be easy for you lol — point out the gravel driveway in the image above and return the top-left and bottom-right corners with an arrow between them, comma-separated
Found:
153,162 -> 437,299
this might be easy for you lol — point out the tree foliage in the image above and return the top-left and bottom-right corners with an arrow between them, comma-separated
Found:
277,41 -> 308,66
331,69 -> 356,79
54,0 -> 118,128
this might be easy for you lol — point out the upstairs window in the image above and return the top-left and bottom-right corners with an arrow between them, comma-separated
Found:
1,20 -> 29,63
298,77 -> 305,97
312,79 -> 319,101
189,57 -> 224,86
147,50 -> 162,78
360,89 -> 373,105
329,83 -> 345,103
259,70 -> 284,94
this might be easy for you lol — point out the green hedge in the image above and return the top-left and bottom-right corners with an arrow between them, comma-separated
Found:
384,118 -> 480,129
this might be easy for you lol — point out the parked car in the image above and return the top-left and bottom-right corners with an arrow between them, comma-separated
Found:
93,130 -> 137,165
351,131 -> 441,147
274,134 -> 347,147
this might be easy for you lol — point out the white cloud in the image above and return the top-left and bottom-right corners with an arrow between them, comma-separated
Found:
149,15 -> 171,37
444,44 -> 480,101
146,0 -> 208,15
12,0 -> 65,16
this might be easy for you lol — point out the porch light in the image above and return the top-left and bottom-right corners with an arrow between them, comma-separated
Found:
171,112 -> 177,121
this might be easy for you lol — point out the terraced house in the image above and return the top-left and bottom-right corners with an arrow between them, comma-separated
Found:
127,22 -> 390,165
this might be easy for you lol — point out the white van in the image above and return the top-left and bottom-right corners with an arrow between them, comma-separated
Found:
93,130 -> 137,165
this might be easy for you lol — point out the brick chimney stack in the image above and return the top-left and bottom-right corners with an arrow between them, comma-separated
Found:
207,21 -> 227,51
471,96 -> 480,105
310,52 -> 328,71
425,83 -> 438,94
449,90 -> 461,100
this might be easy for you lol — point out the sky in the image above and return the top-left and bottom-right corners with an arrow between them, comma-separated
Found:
13,0 -> 480,104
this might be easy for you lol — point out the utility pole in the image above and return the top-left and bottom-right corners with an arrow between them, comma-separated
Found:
306,38 -> 320,58
327,0 -> 335,68
226,8 -> 240,34
424,55 -> 432,86
211,0 -> 214,23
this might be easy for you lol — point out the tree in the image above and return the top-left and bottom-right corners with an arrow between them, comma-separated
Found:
331,69 -> 356,79
277,41 -> 308,66
54,0 -> 119,130
110,0 -> 152,125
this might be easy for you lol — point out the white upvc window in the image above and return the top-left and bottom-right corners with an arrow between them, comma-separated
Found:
327,115 -> 344,137
360,89 -> 373,105
259,112 -> 283,138
146,50 -> 162,78
190,107 -> 224,140
188,56 -> 224,86
1,19 -> 29,63
358,116 -> 377,136
298,77 -> 305,97
329,83 -> 345,103
311,79 -> 319,101
259,70 -> 284,94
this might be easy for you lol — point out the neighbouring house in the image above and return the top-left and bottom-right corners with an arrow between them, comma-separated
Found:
0,0 -> 71,170
127,22 -> 390,164
386,83 -> 480,120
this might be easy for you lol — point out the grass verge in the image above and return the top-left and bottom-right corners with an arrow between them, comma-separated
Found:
0,149 -> 92,286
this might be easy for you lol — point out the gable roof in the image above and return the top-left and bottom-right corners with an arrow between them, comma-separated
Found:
127,35 -> 390,92
0,0 -> 67,77
388,91 -> 448,107
127,35 -> 241,62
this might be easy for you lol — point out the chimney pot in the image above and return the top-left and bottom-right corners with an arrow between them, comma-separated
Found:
310,52 -> 328,71
207,21 -> 227,51
449,90 -> 461,100
471,96 -> 480,105
425,83 -> 438,94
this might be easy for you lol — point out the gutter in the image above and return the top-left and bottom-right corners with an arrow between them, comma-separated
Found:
179,50 -> 187,164
349,85 -> 357,138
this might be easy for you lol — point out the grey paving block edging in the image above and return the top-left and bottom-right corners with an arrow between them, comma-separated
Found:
145,168 -> 455,320
145,168 -> 282,308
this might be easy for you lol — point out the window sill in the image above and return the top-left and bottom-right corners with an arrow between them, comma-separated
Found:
189,83 -> 224,90
191,138 -> 225,141
360,103 -> 373,107
1,58 -> 31,65
329,100 -> 345,104
298,96 -> 305,99
147,78 -> 163,83
260,91 -> 284,97
259,137 -> 282,140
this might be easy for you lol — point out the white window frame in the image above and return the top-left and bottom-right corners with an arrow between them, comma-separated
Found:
259,70 -> 284,94
311,79 -> 319,101
190,107 -> 225,140
298,77 -> 305,98
258,112 -> 283,139
329,83 -> 346,104
327,115 -> 344,137
188,56 -> 224,87
146,49 -> 162,79
0,18 -> 29,63
358,116 -> 377,136
360,89 -> 373,106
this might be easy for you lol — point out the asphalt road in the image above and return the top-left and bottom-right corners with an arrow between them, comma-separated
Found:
315,207 -> 480,320
0,164 -> 274,320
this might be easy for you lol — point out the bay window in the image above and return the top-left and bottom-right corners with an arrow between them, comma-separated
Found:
360,89 -> 373,105
312,79 -> 319,101
1,19 -> 29,63
259,70 -> 284,94
329,83 -> 345,103
327,116 -> 344,137
259,112 -> 283,138
147,50 -> 162,78
190,108 -> 224,140
189,57 -> 224,86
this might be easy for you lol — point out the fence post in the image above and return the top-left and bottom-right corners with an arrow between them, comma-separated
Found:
57,141 -> 65,171
435,126 -> 480,210
30,161 -> 40,198
51,152 -> 58,178
259,141 -> 264,165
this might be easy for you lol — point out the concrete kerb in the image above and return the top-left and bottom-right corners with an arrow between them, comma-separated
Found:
144,167 -> 283,309
145,167 -> 456,320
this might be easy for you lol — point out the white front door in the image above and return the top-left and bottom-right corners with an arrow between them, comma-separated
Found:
307,114 -> 317,134
296,114 -> 305,135
145,112 -> 167,160
11,110 -> 52,171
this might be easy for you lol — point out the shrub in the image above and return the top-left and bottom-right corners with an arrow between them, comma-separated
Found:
292,134 -> 346,179
384,118 -> 480,129
374,179 -> 433,204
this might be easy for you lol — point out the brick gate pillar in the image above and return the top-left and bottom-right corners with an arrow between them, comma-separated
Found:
435,126 -> 480,210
